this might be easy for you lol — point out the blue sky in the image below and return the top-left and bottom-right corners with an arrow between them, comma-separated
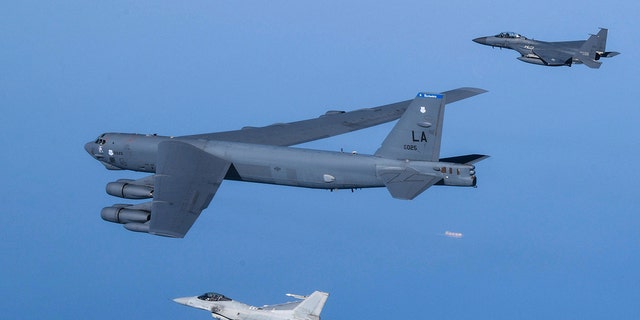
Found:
2,1 -> 638,319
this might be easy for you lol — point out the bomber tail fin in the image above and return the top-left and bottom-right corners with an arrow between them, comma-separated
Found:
292,291 -> 329,320
374,88 -> 486,161
374,89 -> 487,200
374,92 -> 447,161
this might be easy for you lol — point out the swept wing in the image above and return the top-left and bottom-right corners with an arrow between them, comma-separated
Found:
182,87 -> 486,146
531,48 -> 573,66
150,141 -> 230,237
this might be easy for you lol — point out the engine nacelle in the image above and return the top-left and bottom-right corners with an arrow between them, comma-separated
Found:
124,222 -> 150,233
106,180 -> 153,199
101,206 -> 150,224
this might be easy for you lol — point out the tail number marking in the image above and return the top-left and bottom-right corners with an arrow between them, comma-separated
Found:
404,144 -> 417,151
412,130 -> 428,142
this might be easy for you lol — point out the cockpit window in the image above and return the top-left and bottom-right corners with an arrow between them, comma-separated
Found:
94,135 -> 107,145
496,32 -> 524,39
197,292 -> 231,302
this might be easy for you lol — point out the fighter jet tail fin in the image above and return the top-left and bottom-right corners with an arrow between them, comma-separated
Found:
589,28 -> 608,53
293,291 -> 329,320
577,28 -> 609,68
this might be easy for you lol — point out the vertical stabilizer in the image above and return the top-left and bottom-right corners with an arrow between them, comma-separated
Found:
578,28 -> 608,68
375,92 -> 446,161
590,28 -> 608,53
293,291 -> 329,320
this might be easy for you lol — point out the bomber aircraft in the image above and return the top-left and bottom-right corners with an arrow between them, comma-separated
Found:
473,28 -> 619,68
85,88 -> 488,238
173,291 -> 328,320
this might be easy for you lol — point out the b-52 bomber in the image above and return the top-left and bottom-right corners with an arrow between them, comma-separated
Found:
173,291 -> 328,320
473,28 -> 619,68
85,88 -> 488,238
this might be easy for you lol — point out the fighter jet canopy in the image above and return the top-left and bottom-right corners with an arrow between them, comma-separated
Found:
496,32 -> 526,39
197,292 -> 232,302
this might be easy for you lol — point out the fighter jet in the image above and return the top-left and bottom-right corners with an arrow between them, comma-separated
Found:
85,88 -> 488,238
173,291 -> 329,320
473,28 -> 619,68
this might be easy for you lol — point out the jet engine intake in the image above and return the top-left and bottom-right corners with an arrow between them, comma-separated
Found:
106,180 -> 153,199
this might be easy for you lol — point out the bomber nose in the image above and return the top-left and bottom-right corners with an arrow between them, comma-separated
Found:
473,37 -> 488,45
84,142 -> 94,156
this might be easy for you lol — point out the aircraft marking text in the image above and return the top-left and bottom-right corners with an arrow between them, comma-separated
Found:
412,130 -> 428,142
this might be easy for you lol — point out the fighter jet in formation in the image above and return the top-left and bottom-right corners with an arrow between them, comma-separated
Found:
85,88 -> 488,238
473,28 -> 619,68
173,291 -> 329,320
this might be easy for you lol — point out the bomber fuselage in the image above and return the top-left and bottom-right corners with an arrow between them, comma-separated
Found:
85,132 -> 476,191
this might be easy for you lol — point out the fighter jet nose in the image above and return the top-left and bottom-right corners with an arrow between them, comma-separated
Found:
173,297 -> 191,306
473,37 -> 488,45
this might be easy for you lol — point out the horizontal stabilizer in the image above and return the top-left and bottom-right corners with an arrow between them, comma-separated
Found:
377,165 -> 441,200
601,51 -> 620,58
578,57 -> 602,69
440,154 -> 489,165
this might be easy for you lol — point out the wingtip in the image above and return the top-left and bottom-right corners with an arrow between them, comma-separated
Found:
454,87 -> 488,94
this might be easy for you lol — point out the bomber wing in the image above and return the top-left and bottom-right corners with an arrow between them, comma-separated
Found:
149,140 -> 230,238
181,87 -> 486,146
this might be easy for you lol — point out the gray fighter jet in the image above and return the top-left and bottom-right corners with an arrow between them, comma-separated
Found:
173,291 -> 328,320
473,28 -> 619,68
85,88 -> 488,238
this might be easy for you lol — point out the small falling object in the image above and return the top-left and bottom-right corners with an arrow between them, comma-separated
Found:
444,231 -> 463,239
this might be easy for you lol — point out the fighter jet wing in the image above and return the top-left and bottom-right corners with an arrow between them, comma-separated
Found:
532,48 -> 573,66
182,87 -> 486,147
257,301 -> 303,311
149,140 -> 230,238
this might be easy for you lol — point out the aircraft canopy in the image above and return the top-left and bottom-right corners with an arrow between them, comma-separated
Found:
496,32 -> 525,39
197,292 -> 232,302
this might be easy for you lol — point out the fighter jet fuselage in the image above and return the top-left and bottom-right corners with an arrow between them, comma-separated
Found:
173,291 -> 329,320
473,29 -> 619,68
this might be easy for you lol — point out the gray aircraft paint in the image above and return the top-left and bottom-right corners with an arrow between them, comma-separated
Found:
85,88 -> 488,238
173,291 -> 329,320
473,28 -> 619,68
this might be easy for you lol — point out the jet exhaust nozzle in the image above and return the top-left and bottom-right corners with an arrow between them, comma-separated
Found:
124,222 -> 150,233
106,180 -> 153,199
101,206 -> 150,224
